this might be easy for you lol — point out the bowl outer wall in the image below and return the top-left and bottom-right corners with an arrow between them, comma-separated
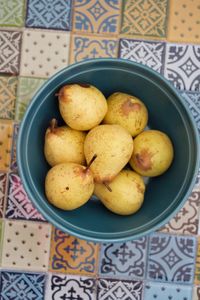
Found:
17,58 -> 200,242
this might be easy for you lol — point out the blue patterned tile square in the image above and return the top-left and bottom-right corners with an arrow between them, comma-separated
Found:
147,233 -> 197,284
0,271 -> 46,300
164,44 -> 200,91
97,278 -> 143,300
119,39 -> 166,74
73,0 -> 121,34
99,237 -> 148,279
25,0 -> 72,30
180,91 -> 200,135
45,273 -> 96,299
144,281 -> 192,300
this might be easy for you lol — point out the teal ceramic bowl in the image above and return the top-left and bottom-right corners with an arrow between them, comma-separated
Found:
17,58 -> 199,242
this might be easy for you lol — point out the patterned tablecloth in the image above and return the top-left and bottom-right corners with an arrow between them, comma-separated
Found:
0,0 -> 200,299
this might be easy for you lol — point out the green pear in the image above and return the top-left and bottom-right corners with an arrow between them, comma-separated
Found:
44,119 -> 86,167
94,170 -> 145,215
130,130 -> 174,177
57,83 -> 107,131
45,155 -> 97,210
103,92 -> 148,137
84,124 -> 134,183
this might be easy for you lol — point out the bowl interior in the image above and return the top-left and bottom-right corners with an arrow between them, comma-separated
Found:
18,59 -> 199,242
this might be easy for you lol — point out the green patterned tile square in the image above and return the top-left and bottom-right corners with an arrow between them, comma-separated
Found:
0,76 -> 18,120
0,0 -> 25,27
15,77 -> 46,121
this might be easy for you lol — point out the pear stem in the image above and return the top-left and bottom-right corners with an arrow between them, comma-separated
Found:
85,154 -> 97,171
103,181 -> 112,192
50,118 -> 58,133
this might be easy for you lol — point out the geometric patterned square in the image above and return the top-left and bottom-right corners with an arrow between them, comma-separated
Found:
147,233 -> 197,284
0,76 -> 18,119
10,124 -> 19,172
164,44 -> 200,91
0,0 -> 25,27
195,237 -> 200,285
5,173 -> 45,221
20,30 -> 70,78
25,0 -> 72,30
144,281 -> 193,300
70,34 -> 118,64
0,120 -> 13,171
15,77 -> 46,121
181,91 -> 200,135
167,0 -> 200,44
0,173 -> 7,218
99,237 -> 148,279
97,278 -> 143,300
0,271 -> 46,300
1,220 -> 51,271
119,39 -> 166,73
160,189 -> 200,235
121,0 -> 168,38
73,0 -> 121,35
45,274 -> 96,300
0,31 -> 22,75
49,228 -> 99,276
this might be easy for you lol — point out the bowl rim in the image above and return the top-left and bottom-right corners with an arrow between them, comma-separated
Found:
17,58 -> 200,242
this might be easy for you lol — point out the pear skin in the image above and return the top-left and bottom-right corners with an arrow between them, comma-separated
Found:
94,170 -> 145,215
130,130 -> 174,177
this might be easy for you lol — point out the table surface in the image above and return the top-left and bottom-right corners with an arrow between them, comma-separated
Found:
0,0 -> 200,299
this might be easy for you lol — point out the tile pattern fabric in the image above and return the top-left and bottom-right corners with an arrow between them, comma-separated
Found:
46,273 -> 96,299
167,0 -> 200,44
1,220 -> 51,271
26,0 -> 72,30
0,271 -> 46,300
144,281 -> 193,300
164,44 -> 200,91
195,237 -> 200,284
15,77 -> 46,121
10,124 -> 19,171
0,76 -> 18,119
5,173 -> 45,221
97,278 -> 143,300
161,189 -> 200,235
0,31 -> 22,74
73,0 -> 121,34
119,39 -> 165,73
0,0 -> 25,27
50,228 -> 99,275
99,237 -> 147,279
70,34 -> 118,63
147,233 -> 197,283
0,173 -> 7,217
121,0 -> 168,37
20,30 -> 70,78
0,120 -> 13,171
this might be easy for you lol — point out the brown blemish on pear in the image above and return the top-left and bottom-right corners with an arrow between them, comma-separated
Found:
77,83 -> 90,88
120,99 -> 141,116
135,149 -> 154,171
56,85 -> 72,102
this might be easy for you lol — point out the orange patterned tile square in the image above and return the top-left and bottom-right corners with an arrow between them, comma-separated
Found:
195,237 -> 200,285
0,120 -> 13,171
73,0 -> 122,35
49,227 -> 99,276
167,0 -> 200,43
69,33 -> 118,63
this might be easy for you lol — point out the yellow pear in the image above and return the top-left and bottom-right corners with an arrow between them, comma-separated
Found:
130,130 -> 174,177
57,83 -> 107,131
84,124 -> 133,183
103,92 -> 148,136
44,119 -> 86,167
94,170 -> 145,215
45,155 -> 97,210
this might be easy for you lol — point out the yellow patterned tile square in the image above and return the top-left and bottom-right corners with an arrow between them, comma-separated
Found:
121,0 -> 169,38
167,0 -> 200,43
195,237 -> 200,284
0,120 -> 13,171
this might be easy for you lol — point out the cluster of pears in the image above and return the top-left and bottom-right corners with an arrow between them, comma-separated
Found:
44,83 -> 174,215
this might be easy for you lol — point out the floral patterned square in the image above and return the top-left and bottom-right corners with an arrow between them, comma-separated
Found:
0,76 -> 18,119
49,228 -> 99,275
99,237 -> 148,279
0,0 -> 25,27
